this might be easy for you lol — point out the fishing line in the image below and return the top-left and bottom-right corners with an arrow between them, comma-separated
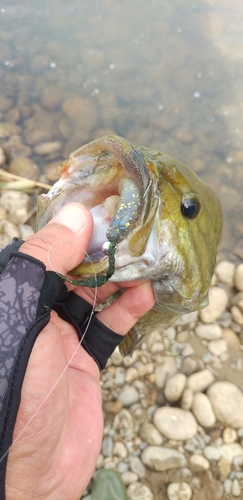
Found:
0,241 -> 99,464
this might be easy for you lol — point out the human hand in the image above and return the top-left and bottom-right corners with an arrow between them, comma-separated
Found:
5,203 -> 155,500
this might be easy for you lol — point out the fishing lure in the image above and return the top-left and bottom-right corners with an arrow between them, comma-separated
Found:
57,241 -> 117,287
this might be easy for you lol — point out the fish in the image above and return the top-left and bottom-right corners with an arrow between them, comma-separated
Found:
35,135 -> 222,355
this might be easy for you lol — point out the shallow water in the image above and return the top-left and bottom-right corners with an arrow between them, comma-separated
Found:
0,0 -> 243,259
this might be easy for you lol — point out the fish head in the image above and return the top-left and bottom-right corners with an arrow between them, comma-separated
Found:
36,136 -> 222,316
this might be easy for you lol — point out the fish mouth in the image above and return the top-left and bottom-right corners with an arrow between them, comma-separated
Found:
37,136 -> 153,276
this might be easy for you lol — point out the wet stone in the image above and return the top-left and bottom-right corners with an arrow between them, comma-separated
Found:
200,287 -> 228,323
186,369 -> 215,392
139,422 -> 163,446
141,446 -> 187,471
207,381 -> 243,428
189,454 -> 210,472
164,373 -> 187,402
153,407 -> 198,441
117,385 -> 140,406
0,190 -> 31,225
154,357 -> 177,389
34,141 -> 62,156
195,323 -> 222,340
234,264 -> 243,292
215,261 -> 235,286
127,482 -> 154,500
8,157 -> 40,180
191,392 -> 216,428
167,482 -> 192,500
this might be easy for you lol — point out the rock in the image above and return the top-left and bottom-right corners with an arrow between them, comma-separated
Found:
0,122 -> 21,139
34,141 -> 62,155
231,478 -> 241,497
222,328 -> 240,350
222,428 -> 237,444
203,446 -> 221,461
189,454 -> 209,472
91,469 -> 128,500
113,441 -> 127,459
208,339 -> 227,357
62,95 -> 97,131
167,482 -> 192,500
164,373 -> 187,402
180,356 -> 204,376
154,357 -> 177,389
101,436 -> 113,457
8,157 -> 40,180
0,190 -> 31,225
127,482 -> 154,500
43,160 -> 61,182
234,264 -> 243,292
207,382 -> 243,428
231,306 -> 243,325
215,261 -> 235,286
141,446 -> 187,471
191,392 -> 216,428
153,407 -> 197,440
115,367 -> 126,386
139,422 -> 163,446
0,147 -> 6,166
121,471 -> 138,485
1,135 -> 32,160
181,388 -> 193,411
125,367 -> 138,384
195,323 -> 222,340
218,457 -> 231,478
113,409 -> 134,432
0,220 -> 20,241
130,457 -> 145,478
199,287 -> 228,323
117,386 -> 140,406
219,443 -> 243,463
187,369 -> 215,392
41,87 -> 64,110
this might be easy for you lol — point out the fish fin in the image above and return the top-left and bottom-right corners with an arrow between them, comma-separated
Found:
119,329 -> 139,356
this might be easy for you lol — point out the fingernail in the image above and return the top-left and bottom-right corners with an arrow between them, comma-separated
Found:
51,204 -> 87,232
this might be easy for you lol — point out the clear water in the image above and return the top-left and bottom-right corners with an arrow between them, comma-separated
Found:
1,0 -> 243,259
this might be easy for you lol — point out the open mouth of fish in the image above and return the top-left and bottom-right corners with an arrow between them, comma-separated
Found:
36,136 -> 155,278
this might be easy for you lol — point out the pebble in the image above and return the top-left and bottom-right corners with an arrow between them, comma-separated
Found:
167,482 -> 192,500
189,454 -> 210,471
219,443 -> 243,463
0,190 -> 31,225
208,339 -> 228,356
223,428 -> 237,444
33,141 -> 62,155
231,306 -> 243,325
139,422 -> 163,446
43,160 -> 61,182
234,264 -> 243,292
215,261 -> 235,286
141,446 -> 187,471
153,407 -> 198,440
207,382 -> 243,428
195,323 -> 222,340
199,287 -> 228,323
62,95 -> 97,131
0,220 -> 20,243
125,367 -> 138,384
186,369 -> 215,392
130,457 -> 145,478
181,388 -> 193,411
191,392 -> 216,428
164,373 -> 187,402
117,386 -> 140,406
203,446 -> 221,461
113,409 -> 134,432
113,441 -> 127,459
101,436 -> 113,457
127,482 -> 154,500
0,147 -> 6,166
218,457 -> 231,477
154,357 -> 177,389
121,471 -> 138,485
232,478 -> 241,497
8,157 -> 40,180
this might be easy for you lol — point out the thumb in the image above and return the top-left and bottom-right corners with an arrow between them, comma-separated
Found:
20,203 -> 94,276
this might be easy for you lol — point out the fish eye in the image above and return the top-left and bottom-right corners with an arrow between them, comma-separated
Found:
181,193 -> 201,219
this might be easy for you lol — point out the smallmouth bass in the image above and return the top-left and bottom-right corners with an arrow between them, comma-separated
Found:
35,136 -> 222,354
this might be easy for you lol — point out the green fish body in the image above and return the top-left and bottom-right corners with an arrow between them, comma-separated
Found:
36,136 -> 222,354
